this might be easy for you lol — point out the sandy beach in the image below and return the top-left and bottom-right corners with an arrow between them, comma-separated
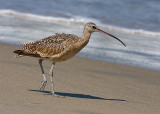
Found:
0,43 -> 160,114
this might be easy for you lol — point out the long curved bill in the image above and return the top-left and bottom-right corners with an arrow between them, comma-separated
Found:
96,29 -> 126,47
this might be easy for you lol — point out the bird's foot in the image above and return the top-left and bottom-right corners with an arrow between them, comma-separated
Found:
54,94 -> 65,98
51,92 -> 65,98
40,80 -> 47,91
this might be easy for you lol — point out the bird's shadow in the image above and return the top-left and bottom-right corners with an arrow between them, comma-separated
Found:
29,89 -> 127,102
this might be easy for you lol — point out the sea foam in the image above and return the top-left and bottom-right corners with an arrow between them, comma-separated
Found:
0,9 -> 160,37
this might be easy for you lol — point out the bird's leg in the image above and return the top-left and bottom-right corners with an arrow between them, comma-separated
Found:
49,62 -> 64,97
39,59 -> 47,91
49,62 -> 55,95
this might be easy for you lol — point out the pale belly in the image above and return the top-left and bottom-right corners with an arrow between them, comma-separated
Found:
49,40 -> 88,62
50,47 -> 82,62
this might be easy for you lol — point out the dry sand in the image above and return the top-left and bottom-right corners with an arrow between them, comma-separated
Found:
0,43 -> 160,114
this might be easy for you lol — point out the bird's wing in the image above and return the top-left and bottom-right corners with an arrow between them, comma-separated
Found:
22,33 -> 80,57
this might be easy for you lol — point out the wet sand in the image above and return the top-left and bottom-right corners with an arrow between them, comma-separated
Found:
0,43 -> 160,114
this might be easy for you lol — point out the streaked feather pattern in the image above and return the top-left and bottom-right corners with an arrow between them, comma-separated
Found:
21,33 -> 80,58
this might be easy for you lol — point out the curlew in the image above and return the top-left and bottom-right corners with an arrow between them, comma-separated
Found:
13,22 -> 126,97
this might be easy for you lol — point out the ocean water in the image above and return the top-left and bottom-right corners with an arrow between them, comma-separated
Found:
0,0 -> 160,71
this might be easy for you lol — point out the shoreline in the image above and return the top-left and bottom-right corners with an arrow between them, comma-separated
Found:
2,42 -> 160,72
1,13 -> 160,71
0,43 -> 160,114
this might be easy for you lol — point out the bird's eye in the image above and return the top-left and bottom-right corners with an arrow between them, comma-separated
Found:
92,26 -> 96,29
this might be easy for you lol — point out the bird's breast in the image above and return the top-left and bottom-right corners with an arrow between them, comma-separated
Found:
50,41 -> 88,62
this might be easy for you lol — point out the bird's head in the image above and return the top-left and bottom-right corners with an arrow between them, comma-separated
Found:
84,22 -> 126,47
84,22 -> 99,33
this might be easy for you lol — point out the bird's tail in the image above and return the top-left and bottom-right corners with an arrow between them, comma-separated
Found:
13,50 -> 24,58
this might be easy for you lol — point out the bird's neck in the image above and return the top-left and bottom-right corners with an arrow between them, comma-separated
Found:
73,30 -> 91,51
81,28 -> 92,42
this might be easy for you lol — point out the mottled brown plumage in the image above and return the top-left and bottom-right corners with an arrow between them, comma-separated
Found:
21,33 -> 80,61
13,22 -> 126,97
